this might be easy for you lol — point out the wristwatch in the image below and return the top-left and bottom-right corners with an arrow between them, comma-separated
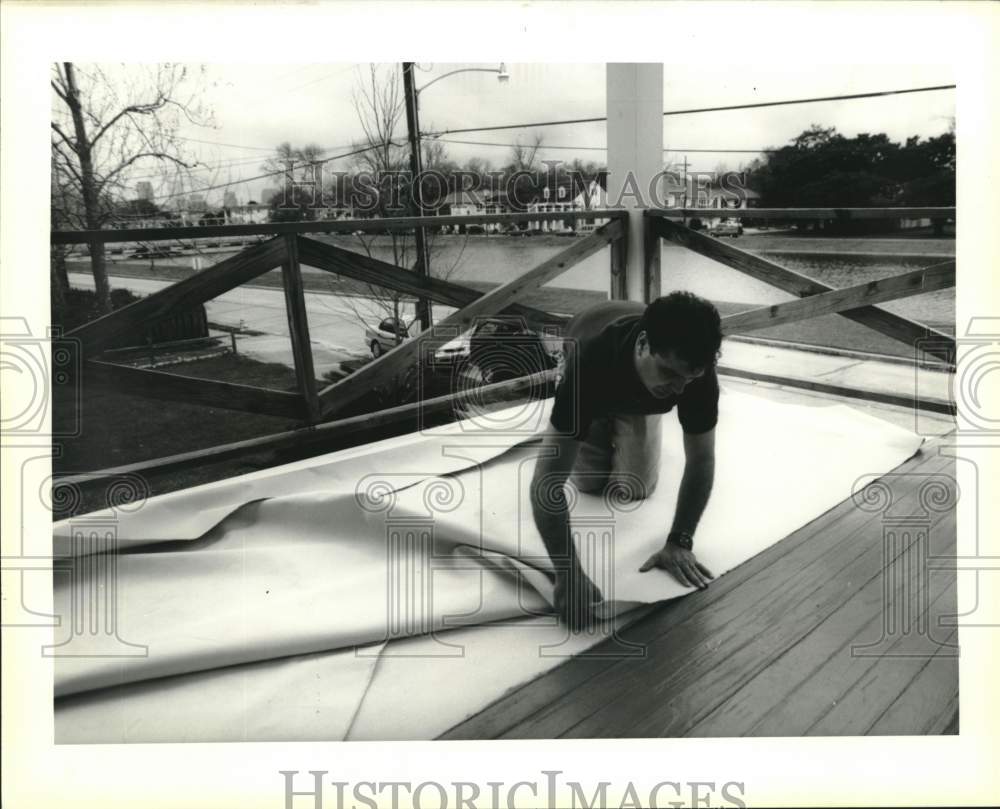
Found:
667,530 -> 694,551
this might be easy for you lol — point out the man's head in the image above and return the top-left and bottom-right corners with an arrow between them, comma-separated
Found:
633,292 -> 722,399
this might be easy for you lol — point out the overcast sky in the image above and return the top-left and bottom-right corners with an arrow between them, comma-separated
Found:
158,60 -> 956,206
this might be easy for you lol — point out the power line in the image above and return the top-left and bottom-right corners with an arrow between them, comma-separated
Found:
123,140 -> 372,183
283,65 -> 359,94
125,154 -> 276,182
170,134 -> 366,154
172,135 -> 282,152
424,83 -> 956,137
660,84 -> 956,118
146,143 -> 381,203
222,64 -> 361,102
437,137 -> 778,154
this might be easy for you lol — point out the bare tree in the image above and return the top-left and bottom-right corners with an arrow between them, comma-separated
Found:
259,142 -> 328,220
344,64 -> 466,341
261,142 -> 326,198
50,62 -> 212,312
507,133 -> 544,173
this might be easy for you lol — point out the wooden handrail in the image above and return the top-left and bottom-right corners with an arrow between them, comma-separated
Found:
721,261 -> 955,333
65,237 -> 288,358
718,365 -> 954,415
51,210 -> 627,245
296,236 -> 567,329
654,217 -> 955,362
85,360 -> 309,420
647,207 -> 955,221
53,369 -> 558,496
317,219 -> 624,419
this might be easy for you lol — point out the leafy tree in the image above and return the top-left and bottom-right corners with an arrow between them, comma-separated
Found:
746,124 -> 955,230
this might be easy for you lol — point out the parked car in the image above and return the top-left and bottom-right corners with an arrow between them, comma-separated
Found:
428,316 -> 559,384
365,316 -> 410,357
129,245 -> 182,259
468,316 -> 559,384
708,218 -> 743,238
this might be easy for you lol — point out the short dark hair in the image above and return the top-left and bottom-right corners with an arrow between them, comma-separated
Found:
638,291 -> 722,369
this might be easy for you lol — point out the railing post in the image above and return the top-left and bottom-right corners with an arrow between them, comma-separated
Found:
643,213 -> 661,303
610,225 -> 627,301
607,63 -> 663,304
280,234 -> 320,422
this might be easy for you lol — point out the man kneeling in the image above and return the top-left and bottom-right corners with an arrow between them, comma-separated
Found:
530,292 -> 722,629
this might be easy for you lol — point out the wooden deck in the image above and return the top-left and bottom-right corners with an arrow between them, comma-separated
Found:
441,436 -> 958,739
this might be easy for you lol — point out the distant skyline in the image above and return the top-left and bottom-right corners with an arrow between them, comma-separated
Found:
136,61 -> 956,207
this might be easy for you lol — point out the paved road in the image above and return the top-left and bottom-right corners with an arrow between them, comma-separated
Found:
69,270 -> 951,410
68,272 -> 464,378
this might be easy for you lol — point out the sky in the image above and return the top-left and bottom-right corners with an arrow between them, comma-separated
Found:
157,60 -> 956,207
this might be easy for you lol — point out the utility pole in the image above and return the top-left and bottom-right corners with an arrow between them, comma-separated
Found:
681,155 -> 690,209
401,63 -> 432,332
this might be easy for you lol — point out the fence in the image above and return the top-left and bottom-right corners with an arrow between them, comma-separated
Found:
52,206 -> 954,500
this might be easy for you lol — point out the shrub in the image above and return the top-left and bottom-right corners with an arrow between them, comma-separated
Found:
52,287 -> 142,334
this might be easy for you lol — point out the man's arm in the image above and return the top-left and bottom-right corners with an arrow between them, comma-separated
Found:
530,427 -> 602,627
639,428 -> 716,589
530,427 -> 582,572
671,427 -> 716,537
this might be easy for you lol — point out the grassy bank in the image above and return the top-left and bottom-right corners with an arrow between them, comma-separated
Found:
53,353 -> 303,515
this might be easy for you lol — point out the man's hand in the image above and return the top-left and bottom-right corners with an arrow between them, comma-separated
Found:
553,567 -> 603,631
639,543 -> 714,589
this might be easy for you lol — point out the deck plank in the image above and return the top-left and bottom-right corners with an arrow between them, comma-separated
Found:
690,466 -> 956,737
562,489 -> 955,738
441,441 -> 957,739
689,542 -> 955,736
863,632 -> 959,735
805,569 -> 958,736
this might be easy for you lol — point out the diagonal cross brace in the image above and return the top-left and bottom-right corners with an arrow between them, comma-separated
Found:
317,219 -> 624,419
654,217 -> 955,362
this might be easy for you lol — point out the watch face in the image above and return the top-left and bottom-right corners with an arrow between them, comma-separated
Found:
670,533 -> 693,550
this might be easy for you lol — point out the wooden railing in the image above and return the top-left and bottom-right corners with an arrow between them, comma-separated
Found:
53,205 -> 955,501
54,210 -> 626,495
646,207 -> 957,407
653,206 -> 954,222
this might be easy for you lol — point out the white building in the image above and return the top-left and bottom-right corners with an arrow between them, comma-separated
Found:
225,203 -> 270,225
571,175 -> 611,234
436,190 -> 506,233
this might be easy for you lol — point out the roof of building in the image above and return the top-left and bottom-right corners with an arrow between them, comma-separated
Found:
440,189 -> 488,207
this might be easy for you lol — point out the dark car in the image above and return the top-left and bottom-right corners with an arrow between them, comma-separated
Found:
468,316 -> 558,384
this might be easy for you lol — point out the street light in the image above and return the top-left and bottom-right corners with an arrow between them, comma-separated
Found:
416,63 -> 510,95
401,63 -> 509,331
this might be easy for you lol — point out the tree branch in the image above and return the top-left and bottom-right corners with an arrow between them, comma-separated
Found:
50,79 -> 70,105
96,151 -> 192,195
90,92 -> 168,148
50,122 -> 78,154
52,141 -> 84,185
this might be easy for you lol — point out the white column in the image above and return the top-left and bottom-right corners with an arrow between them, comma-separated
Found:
606,64 -> 663,302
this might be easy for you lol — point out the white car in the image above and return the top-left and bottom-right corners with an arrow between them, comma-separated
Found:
708,218 -> 743,238
364,317 -> 409,358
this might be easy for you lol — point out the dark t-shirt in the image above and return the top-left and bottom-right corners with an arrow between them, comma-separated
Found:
549,301 -> 719,440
